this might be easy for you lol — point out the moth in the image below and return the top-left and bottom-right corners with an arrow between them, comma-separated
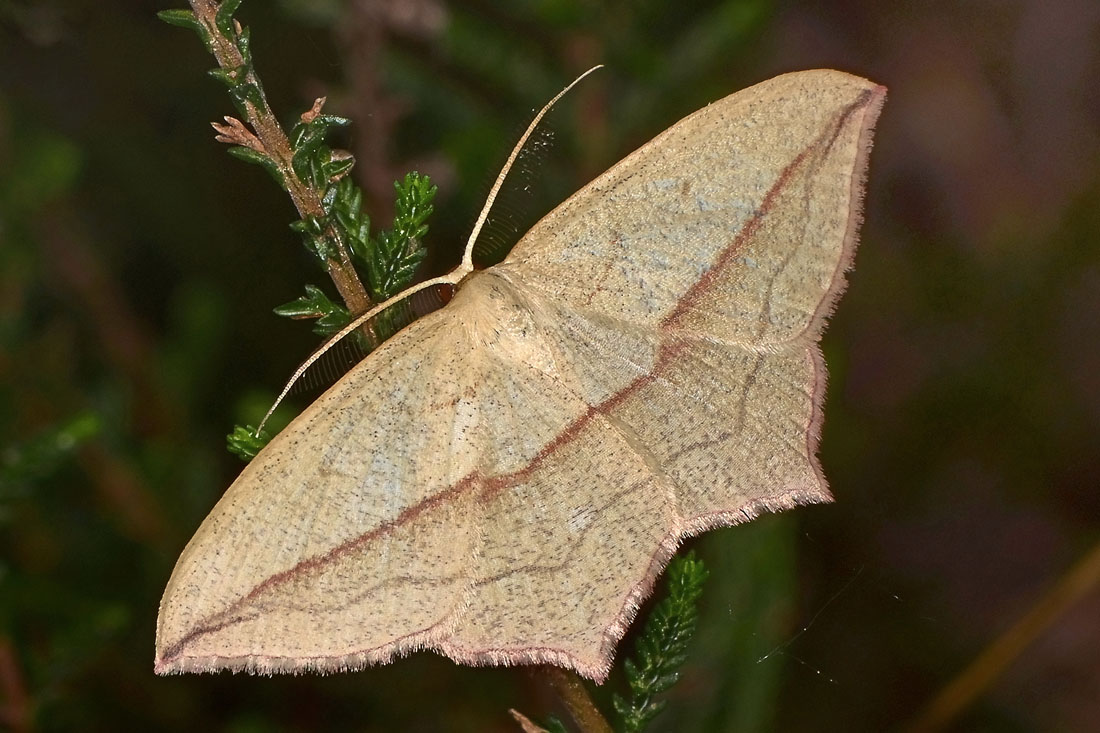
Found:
156,69 -> 885,682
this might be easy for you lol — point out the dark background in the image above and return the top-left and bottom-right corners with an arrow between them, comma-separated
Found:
3,1 -> 1099,731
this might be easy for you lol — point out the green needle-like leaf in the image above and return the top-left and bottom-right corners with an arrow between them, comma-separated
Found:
363,173 -> 436,301
612,551 -> 708,733
156,9 -> 201,32
214,0 -> 244,37
226,424 -> 271,462
274,284 -> 350,337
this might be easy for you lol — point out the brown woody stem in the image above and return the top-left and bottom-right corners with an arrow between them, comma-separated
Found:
186,0 -> 371,316
543,666 -> 613,733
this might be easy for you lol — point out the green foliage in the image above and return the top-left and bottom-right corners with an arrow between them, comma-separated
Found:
363,173 -> 436,301
282,172 -> 436,327
162,2 -> 437,459
288,213 -> 340,266
613,551 -> 709,733
155,9 -> 207,43
227,144 -> 286,188
331,177 -> 373,274
674,521 -> 798,732
214,0 -> 244,37
206,38 -> 264,119
225,424 -> 271,462
288,110 -> 353,192
1,412 -> 101,519
544,716 -> 569,733
273,283 -> 350,337
269,171 -> 437,395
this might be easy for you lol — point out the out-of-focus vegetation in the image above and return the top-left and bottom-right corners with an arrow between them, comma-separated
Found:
2,1 -> 1098,731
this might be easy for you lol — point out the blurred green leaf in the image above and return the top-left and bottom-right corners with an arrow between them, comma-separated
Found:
0,131 -> 81,217
1,412 -> 101,499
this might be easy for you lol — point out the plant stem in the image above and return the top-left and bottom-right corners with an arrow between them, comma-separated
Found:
186,0 -> 371,316
543,667 -> 613,733
0,637 -> 30,733
907,538 -> 1100,731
